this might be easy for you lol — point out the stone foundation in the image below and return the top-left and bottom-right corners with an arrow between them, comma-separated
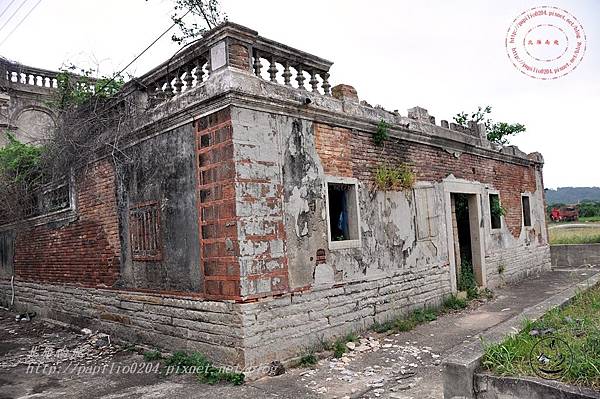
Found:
1,262 -> 450,377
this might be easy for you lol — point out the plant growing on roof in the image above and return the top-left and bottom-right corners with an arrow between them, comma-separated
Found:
373,119 -> 389,146
453,105 -> 526,145
155,0 -> 227,44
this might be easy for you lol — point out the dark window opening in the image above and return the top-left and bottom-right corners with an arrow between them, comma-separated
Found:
327,182 -> 359,242
489,194 -> 502,230
130,202 -> 162,261
522,196 -> 532,227
200,133 -> 211,147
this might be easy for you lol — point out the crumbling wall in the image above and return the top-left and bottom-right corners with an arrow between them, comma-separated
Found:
11,159 -> 121,286
116,123 -> 201,292
230,107 -> 290,297
231,108 -> 451,299
0,280 -> 244,367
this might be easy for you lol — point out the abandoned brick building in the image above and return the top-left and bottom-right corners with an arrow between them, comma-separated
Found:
0,23 -> 550,374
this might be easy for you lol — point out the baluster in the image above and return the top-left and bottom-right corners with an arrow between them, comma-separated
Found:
184,64 -> 194,89
282,62 -> 292,86
44,76 -> 50,87
28,74 -> 34,85
320,72 -> 331,95
267,57 -> 278,82
163,77 -> 174,97
295,65 -> 305,89
253,51 -> 263,77
173,70 -> 184,93
195,58 -> 205,84
309,71 -> 319,92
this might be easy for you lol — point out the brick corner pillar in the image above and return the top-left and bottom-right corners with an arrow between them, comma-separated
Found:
195,106 -> 290,301
196,107 -> 242,300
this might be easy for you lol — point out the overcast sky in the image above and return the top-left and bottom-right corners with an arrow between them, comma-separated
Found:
0,0 -> 598,189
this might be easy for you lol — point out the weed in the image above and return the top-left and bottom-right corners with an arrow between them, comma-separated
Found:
333,340 -> 347,358
374,163 -> 416,191
458,260 -> 478,299
482,284 -> 600,389
299,352 -> 318,367
373,119 -> 389,146
372,320 -> 394,333
143,350 -> 163,361
412,308 -> 438,323
443,295 -> 468,310
497,264 -> 506,275
163,351 -> 245,385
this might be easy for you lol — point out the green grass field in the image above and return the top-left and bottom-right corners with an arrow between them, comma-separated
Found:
549,227 -> 600,245
482,284 -> 600,389
579,216 -> 600,223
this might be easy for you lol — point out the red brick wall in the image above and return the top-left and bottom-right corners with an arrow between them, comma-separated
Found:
13,160 -> 121,286
314,123 -> 538,238
196,108 -> 241,299
314,124 -> 353,177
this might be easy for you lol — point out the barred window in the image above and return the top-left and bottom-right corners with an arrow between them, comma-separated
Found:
22,181 -> 71,219
130,202 -> 162,261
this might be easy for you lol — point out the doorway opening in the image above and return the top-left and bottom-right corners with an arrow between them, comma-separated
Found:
451,193 -> 484,292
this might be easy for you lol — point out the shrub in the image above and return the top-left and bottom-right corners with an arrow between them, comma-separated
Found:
373,119 -> 389,146
333,340 -> 346,358
374,163 -> 416,191
458,260 -> 478,299
143,350 -> 163,361
299,353 -> 318,367
163,351 -> 244,385
443,295 -> 467,310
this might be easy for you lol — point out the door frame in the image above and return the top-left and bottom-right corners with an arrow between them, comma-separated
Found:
443,177 -> 487,293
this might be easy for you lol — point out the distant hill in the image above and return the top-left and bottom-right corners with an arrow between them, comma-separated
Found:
546,187 -> 600,205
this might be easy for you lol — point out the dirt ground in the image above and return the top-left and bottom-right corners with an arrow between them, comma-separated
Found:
1,267 -> 596,399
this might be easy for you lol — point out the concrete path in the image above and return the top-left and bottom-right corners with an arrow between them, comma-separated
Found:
1,268 -> 597,399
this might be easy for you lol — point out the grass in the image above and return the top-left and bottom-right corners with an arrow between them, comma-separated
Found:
579,216 -> 600,223
371,295 -> 472,334
299,352 -> 318,367
143,350 -> 163,361
332,332 -> 359,358
549,227 -> 600,245
163,351 -> 245,385
482,284 -> 600,389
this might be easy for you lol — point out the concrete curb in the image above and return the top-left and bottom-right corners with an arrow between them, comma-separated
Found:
442,271 -> 600,399
474,373 -> 600,399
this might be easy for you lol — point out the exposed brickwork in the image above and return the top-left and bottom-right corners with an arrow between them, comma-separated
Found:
314,123 -> 537,238
314,124 -> 353,178
228,41 -> 250,71
331,84 -> 359,102
13,160 -> 121,286
196,108 -> 241,299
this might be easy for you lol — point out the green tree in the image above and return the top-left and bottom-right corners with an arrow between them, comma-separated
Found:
0,132 -> 43,184
454,106 -> 525,145
52,64 -> 124,110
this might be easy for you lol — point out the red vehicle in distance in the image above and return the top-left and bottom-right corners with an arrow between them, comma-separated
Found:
550,206 -> 579,222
